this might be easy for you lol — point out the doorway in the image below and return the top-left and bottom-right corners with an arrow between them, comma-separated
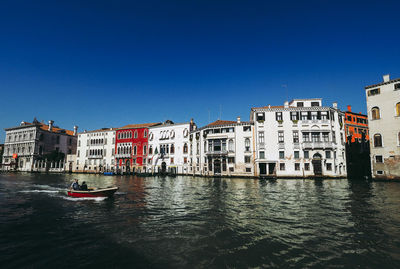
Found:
214,159 -> 221,174
312,153 -> 322,176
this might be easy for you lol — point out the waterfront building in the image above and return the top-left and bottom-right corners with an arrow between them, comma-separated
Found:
251,99 -> 347,178
1,119 -> 77,171
115,123 -> 161,173
189,118 -> 255,177
73,128 -> 117,173
147,119 -> 196,174
344,105 -> 369,143
365,74 -> 400,179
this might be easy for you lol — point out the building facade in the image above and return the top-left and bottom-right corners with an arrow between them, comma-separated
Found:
73,128 -> 117,173
189,118 -> 255,177
344,105 -> 369,143
365,74 -> 400,179
251,99 -> 347,178
2,119 -> 77,172
147,119 -> 196,174
115,123 -> 161,173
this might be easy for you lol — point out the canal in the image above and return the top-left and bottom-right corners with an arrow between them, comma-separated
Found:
1,173 -> 400,268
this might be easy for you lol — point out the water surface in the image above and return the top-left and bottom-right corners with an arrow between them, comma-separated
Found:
1,173 -> 400,268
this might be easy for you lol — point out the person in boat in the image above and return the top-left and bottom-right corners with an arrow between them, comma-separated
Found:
70,179 -> 80,190
80,181 -> 88,191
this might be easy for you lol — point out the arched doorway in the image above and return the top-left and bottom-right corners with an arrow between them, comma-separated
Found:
161,162 -> 167,173
214,159 -> 221,174
312,153 -> 323,176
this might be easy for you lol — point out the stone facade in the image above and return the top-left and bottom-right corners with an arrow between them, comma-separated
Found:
147,120 -> 196,174
189,118 -> 255,177
251,99 -> 347,178
365,75 -> 400,179
2,119 -> 77,172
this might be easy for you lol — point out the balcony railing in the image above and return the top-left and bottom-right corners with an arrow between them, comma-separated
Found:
115,153 -> 131,158
300,119 -> 330,124
88,155 -> 103,159
302,141 -> 334,149
206,150 -> 228,156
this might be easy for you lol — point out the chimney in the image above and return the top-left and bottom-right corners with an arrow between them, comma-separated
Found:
73,126 -> 78,136
268,104 -> 271,109
284,101 -> 289,108
347,105 -> 352,112
48,120 -> 54,131
333,102 -> 338,109
383,74 -> 390,82
237,116 -> 241,123
20,121 -> 25,126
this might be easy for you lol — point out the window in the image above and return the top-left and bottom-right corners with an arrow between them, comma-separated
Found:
326,163 -> 332,171
243,126 -> 251,132
183,143 -> 188,154
228,139 -> 234,152
371,107 -> 380,120
376,170 -> 384,175
374,134 -> 382,147
280,163 -> 285,170
259,151 -> 265,159
322,132 -> 329,142
311,102 -> 319,107
295,163 -> 300,171
294,151 -> 299,159
133,146 -> 137,155
245,138 -> 250,152
395,83 -> 400,90
375,155 -> 383,163
149,146 -> 153,155
304,150 -> 309,159
279,151 -> 284,159
170,144 -> 175,154
303,132 -> 310,142
297,102 -> 304,107
326,151 -> 331,159
245,156 -> 251,163
312,132 -> 320,142
144,130 -> 147,137
228,157 -> 235,163
134,131 -> 138,138
305,163 -> 310,171
246,167 -> 252,173
290,112 -> 299,121
143,145 -> 147,155
396,102 -> 400,117
368,88 -> 380,96
170,157 -> 174,164
256,112 -> 265,121
258,132 -> 264,144
293,131 -> 299,143
278,131 -> 284,143
276,112 -> 283,121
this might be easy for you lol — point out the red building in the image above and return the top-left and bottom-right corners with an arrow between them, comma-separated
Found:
344,105 -> 369,143
115,123 -> 161,173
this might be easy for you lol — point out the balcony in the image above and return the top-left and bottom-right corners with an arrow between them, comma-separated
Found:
302,141 -> 334,149
88,155 -> 103,159
278,143 -> 285,149
206,150 -> 228,156
115,153 -> 131,158
300,119 -> 330,125
206,133 -> 229,139
293,143 -> 300,149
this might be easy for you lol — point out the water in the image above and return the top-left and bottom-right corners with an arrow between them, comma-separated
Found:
1,173 -> 400,268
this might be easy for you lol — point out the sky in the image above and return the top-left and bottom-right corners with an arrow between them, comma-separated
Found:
0,0 -> 399,142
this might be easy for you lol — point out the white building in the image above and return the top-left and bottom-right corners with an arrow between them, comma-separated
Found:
189,118 -> 255,177
365,74 -> 400,179
251,99 -> 347,178
2,119 -> 77,172
74,128 -> 117,173
147,120 -> 196,174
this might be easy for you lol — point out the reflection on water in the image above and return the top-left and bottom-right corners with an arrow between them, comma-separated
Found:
1,173 -> 400,268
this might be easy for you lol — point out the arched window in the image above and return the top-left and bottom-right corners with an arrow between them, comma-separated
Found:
396,102 -> 400,117
143,145 -> 147,155
149,145 -> 153,155
170,144 -> 174,154
371,107 -> 380,120
228,139 -> 234,152
117,148 -> 120,154
183,143 -> 188,154
374,134 -> 382,147
144,130 -> 147,138
133,146 -> 137,155
245,138 -> 250,151
134,131 -> 138,138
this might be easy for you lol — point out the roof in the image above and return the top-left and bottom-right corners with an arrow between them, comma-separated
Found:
345,111 -> 368,117
5,121 -> 75,136
365,77 -> 400,89
205,120 -> 237,127
117,122 -> 161,130
79,127 -> 117,134
252,105 -> 284,110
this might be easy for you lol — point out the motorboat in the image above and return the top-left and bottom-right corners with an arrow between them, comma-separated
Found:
67,187 -> 118,198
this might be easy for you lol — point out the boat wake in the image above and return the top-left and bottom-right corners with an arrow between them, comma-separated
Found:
61,196 -> 108,202
19,190 -> 60,193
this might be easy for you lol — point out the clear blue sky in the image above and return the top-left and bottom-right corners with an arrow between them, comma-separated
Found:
1,0 -> 399,142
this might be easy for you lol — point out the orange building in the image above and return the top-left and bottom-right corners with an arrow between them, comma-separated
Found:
344,105 -> 369,143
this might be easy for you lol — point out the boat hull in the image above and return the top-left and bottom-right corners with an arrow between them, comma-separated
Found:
67,187 -> 118,198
